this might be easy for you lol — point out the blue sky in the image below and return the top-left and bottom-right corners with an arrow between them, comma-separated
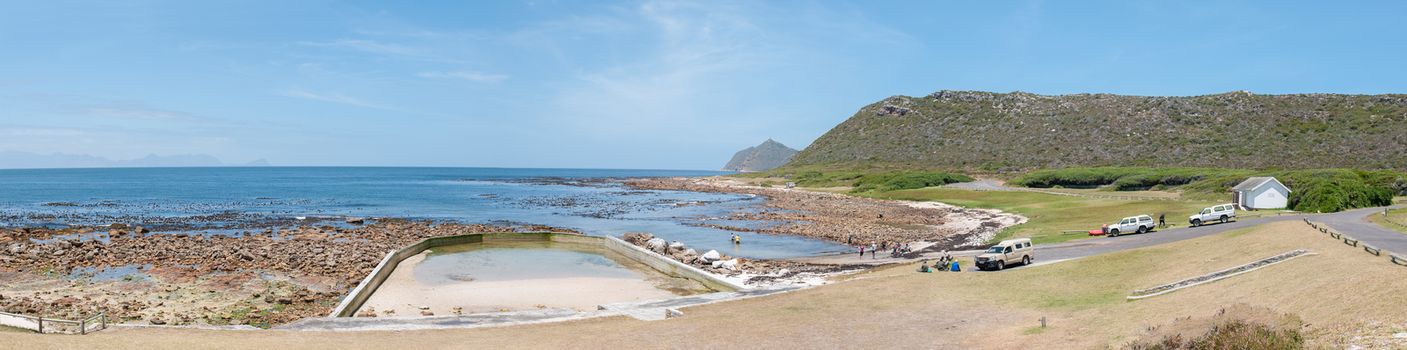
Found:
2,1 -> 1405,169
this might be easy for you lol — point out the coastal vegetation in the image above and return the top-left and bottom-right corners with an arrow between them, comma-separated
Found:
740,169 -> 972,193
1011,167 -> 1403,212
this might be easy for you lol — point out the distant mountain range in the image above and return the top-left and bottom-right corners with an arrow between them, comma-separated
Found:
788,90 -> 1407,171
0,151 -> 270,169
723,139 -> 799,172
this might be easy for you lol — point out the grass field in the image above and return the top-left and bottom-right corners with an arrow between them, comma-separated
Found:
860,187 -> 1221,244
1368,207 -> 1407,235
932,220 -> 1407,348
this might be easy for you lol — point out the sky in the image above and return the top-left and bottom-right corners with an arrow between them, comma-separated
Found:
2,0 -> 1406,170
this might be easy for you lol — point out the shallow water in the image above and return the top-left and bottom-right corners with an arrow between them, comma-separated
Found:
360,240 -> 709,315
0,167 -> 852,258
414,241 -> 643,284
68,264 -> 152,282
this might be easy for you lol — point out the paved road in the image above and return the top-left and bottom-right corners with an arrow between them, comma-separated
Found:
1316,206 -> 1407,254
796,207 -> 1407,268
1032,214 -> 1307,262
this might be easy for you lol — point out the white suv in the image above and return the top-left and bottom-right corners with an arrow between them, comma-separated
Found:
1189,204 -> 1237,227
1104,215 -> 1155,237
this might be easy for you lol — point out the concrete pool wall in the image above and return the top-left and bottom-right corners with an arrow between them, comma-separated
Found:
329,232 -> 744,317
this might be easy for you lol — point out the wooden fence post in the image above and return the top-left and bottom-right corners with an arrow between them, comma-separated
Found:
81,318 -> 86,335
37,316 -> 43,334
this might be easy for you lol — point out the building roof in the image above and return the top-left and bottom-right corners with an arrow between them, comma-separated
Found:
1232,177 -> 1288,192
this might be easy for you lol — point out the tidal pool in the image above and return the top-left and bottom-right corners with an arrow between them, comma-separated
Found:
358,240 -> 714,317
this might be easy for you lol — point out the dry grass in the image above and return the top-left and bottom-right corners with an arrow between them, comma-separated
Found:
1367,207 -> 1407,235
950,221 -> 1407,349
8,221 -> 1405,349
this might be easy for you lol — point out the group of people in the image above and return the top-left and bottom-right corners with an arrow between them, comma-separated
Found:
917,250 -> 958,273
852,237 -> 912,259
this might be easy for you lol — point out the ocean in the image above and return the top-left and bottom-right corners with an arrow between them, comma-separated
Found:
0,167 -> 850,259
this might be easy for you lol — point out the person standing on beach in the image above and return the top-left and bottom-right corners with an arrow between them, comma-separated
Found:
858,244 -> 865,257
870,242 -> 878,259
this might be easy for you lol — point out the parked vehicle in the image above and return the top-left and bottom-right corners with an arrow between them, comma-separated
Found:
1189,203 -> 1237,227
975,238 -> 1033,271
1103,215 -> 1156,237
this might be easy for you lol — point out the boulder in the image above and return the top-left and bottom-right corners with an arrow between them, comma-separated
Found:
667,241 -> 686,252
699,250 -> 721,262
622,232 -> 654,245
645,238 -> 667,253
345,217 -> 365,225
711,259 -> 738,271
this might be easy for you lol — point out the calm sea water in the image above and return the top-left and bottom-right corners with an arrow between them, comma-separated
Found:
0,167 -> 849,258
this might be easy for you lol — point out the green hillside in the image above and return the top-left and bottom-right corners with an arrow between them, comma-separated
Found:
789,90 -> 1407,171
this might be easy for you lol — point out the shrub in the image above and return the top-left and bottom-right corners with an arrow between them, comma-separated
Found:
1011,167 -> 1400,213
1128,320 -> 1304,350
851,171 -> 974,192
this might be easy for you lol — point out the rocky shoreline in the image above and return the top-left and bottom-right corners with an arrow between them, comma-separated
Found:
0,220 -> 578,327
627,177 -> 1024,251
621,232 -> 867,288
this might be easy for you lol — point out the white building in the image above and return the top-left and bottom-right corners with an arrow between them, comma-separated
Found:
1232,177 -> 1291,210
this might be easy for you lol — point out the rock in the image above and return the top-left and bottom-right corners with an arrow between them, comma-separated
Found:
110,223 -> 129,230
646,238 -> 667,253
150,318 -> 166,325
419,310 -> 434,316
622,232 -> 654,245
275,297 -> 293,305
665,308 -> 684,319
711,259 -> 738,271
699,250 -> 721,262
683,248 -> 696,256
345,217 -> 365,225
667,241 -> 685,252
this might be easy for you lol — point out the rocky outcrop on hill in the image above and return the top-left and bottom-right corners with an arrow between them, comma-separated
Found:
722,139 -> 799,172
788,90 -> 1407,171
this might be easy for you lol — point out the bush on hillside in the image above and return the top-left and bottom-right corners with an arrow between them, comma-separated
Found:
1011,167 -> 1400,213
851,172 -> 974,192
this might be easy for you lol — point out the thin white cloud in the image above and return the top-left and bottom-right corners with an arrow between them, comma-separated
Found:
295,38 -> 467,64
277,88 -> 402,111
84,104 -> 204,122
298,39 -> 423,57
417,70 -> 509,82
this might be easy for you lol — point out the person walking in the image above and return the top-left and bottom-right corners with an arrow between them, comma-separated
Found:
858,244 -> 865,258
869,242 -> 877,259
1158,213 -> 1166,228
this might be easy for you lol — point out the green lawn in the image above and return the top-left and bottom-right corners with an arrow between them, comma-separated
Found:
860,188 -> 1221,244
1369,207 -> 1407,235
